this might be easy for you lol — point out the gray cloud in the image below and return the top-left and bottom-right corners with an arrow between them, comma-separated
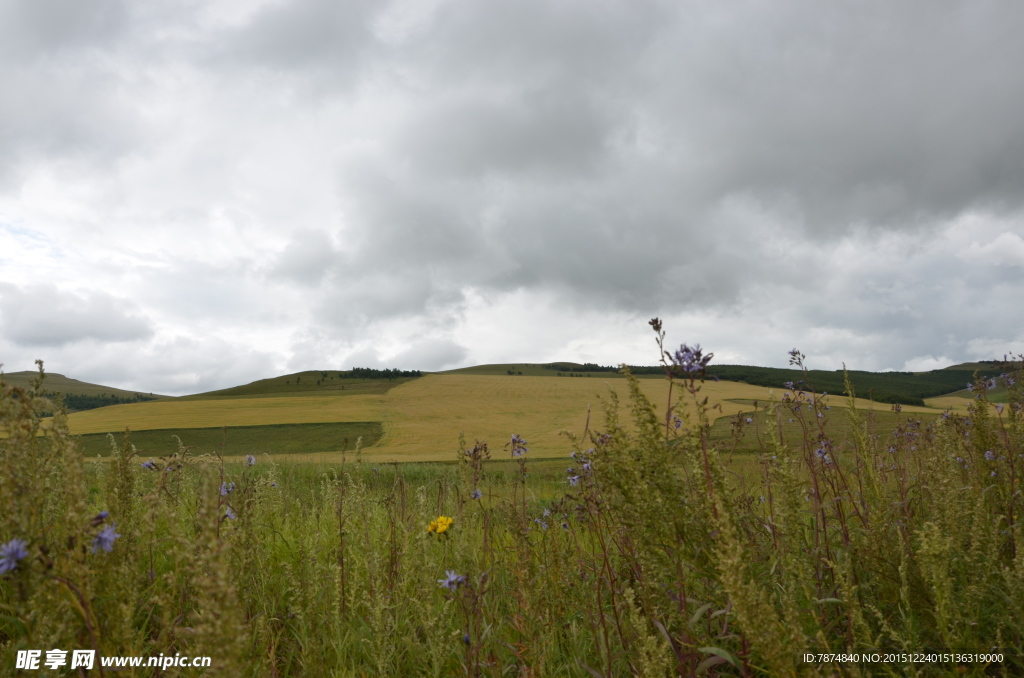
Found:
2,0 -> 1024,391
0,283 -> 152,346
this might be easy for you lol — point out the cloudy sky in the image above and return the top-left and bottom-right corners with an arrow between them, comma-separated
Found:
1,0 -> 1023,395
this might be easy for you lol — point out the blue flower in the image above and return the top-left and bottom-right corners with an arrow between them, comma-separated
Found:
245,455 -> 256,467
141,459 -> 157,470
784,381 -> 795,390
220,482 -> 235,496
470,489 -> 483,500
744,417 -> 753,424
672,343 -> 713,374
96,511 -> 109,521
985,450 -> 996,461
91,524 -> 121,554
0,539 -> 29,574
510,434 -> 529,457
567,475 -> 580,487
224,507 -> 236,520
438,570 -> 466,590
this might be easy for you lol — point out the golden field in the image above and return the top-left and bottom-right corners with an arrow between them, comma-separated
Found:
53,374 -> 977,463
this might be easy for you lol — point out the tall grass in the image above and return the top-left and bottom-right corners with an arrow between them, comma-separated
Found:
2,323 -> 1023,676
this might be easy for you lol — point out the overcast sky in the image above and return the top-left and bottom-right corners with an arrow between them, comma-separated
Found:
1,0 -> 1023,395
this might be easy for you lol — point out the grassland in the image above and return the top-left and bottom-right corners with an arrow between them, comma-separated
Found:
4,360 -> 1021,676
55,372 -> 977,465
75,422 -> 383,458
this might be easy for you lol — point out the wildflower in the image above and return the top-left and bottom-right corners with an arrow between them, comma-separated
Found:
988,378 -> 998,390
744,417 -> 753,424
270,482 -> 278,488
672,343 -> 713,374
985,450 -> 996,461
246,454 -> 256,466
141,459 -> 157,470
470,489 -> 483,500
0,539 -> 29,574
967,383 -> 974,391
942,411 -> 951,420
463,633 -> 471,645
540,522 -> 549,530
567,475 -> 580,487
428,516 -> 454,535
511,434 -> 528,457
543,508 -> 551,517
91,524 -> 121,554
673,416 -> 682,429
438,570 -> 466,590
784,381 -> 795,390
220,482 -> 235,496
997,404 -> 1005,414
582,461 -> 591,472
95,510 -> 109,521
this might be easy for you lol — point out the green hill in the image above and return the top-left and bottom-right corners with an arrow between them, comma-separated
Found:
182,368 -> 422,399
0,370 -> 172,412
437,361 -> 1008,406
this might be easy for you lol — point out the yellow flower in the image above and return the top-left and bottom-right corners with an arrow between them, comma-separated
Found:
428,516 -> 453,536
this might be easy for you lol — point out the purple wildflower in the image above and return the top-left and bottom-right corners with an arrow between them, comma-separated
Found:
568,475 -> 580,487
985,450 -> 996,461
672,343 -> 713,374
470,489 -> 483,500
91,524 -> 120,554
245,455 -> 256,467
224,507 -> 236,520
438,570 -> 466,590
511,434 -> 528,457
784,381 -> 795,390
0,539 -> 29,574
220,482 -> 235,496
744,417 -> 753,424
141,459 -> 157,470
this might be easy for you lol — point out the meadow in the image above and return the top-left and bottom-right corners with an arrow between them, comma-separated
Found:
57,371 -> 962,464
3,325 -> 1023,676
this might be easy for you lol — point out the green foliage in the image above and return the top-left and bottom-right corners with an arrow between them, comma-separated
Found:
44,391 -> 158,413
2,346 -> 1023,676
